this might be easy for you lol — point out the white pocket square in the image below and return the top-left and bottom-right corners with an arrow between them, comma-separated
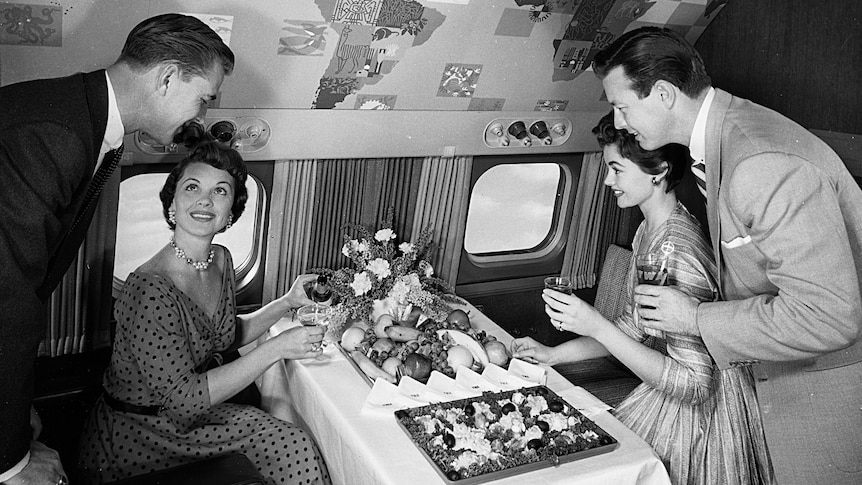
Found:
721,235 -> 751,249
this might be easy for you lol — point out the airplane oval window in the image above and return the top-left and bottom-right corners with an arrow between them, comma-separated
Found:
464,163 -> 565,255
113,173 -> 262,291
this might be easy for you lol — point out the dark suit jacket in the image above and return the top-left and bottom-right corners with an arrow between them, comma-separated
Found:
0,70 -> 108,472
697,89 -> 862,483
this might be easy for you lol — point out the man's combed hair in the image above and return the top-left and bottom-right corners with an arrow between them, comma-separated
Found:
119,13 -> 235,79
592,26 -> 710,99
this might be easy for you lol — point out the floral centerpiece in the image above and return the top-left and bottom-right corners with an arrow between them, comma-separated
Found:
312,219 -> 462,333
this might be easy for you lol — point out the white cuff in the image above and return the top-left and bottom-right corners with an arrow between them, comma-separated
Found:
0,451 -> 30,482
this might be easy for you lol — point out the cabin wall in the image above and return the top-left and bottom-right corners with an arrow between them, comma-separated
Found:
694,0 -> 862,182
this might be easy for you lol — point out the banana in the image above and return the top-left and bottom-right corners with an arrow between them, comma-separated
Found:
351,350 -> 396,383
385,325 -> 424,343
436,329 -> 490,366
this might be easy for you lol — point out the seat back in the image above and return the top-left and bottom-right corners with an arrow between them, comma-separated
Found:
593,244 -> 632,322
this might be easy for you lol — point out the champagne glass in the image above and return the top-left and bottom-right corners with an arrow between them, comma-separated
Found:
296,304 -> 333,352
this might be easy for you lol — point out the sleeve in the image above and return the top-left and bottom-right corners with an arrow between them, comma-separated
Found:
653,240 -> 718,403
699,154 -> 862,366
115,278 -> 212,432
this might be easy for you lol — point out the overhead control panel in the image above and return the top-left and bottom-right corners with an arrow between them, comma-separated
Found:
483,118 -> 571,148
134,116 -> 271,155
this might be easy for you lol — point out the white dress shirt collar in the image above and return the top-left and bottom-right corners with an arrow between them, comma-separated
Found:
98,71 -> 125,168
689,86 -> 716,164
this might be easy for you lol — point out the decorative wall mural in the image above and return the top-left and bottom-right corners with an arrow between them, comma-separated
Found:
279,20 -> 328,56
0,0 -> 729,112
0,2 -> 61,46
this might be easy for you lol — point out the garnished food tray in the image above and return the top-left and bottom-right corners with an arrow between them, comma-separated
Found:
394,385 -> 618,484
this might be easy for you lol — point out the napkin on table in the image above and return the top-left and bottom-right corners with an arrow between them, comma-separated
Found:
507,358 -> 547,386
455,366 -> 503,394
426,371 -> 480,400
361,377 -> 424,416
481,364 -> 538,391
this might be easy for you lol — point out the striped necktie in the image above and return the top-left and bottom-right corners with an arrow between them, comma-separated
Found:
37,145 -> 124,299
691,159 -> 707,201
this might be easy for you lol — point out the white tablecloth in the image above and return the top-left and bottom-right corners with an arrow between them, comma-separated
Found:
258,303 -> 671,485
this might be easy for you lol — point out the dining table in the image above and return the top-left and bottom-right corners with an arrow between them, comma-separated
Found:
255,302 -> 672,485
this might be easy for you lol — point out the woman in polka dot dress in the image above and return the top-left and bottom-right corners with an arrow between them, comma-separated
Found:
78,142 -> 330,484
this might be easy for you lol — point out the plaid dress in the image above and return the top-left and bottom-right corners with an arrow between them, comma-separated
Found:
612,203 -> 774,485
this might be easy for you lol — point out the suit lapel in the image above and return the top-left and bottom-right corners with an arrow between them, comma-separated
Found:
705,89 -> 733,290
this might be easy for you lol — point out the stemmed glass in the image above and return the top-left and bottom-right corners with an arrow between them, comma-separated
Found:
296,304 -> 333,353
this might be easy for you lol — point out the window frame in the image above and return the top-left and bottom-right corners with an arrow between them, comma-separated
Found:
456,153 -> 582,289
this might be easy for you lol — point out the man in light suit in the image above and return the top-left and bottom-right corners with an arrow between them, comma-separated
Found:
0,14 -> 233,484
592,26 -> 862,484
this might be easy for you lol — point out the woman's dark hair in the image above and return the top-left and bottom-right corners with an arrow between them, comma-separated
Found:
119,13 -> 235,80
592,26 -> 710,99
592,111 -> 691,193
160,141 -> 248,232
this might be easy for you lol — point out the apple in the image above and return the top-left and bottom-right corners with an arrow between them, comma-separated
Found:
381,356 -> 402,377
445,309 -> 470,330
340,326 -> 366,352
484,340 -> 510,367
371,337 -> 395,353
403,353 -> 432,381
374,314 -> 396,338
446,345 -> 474,370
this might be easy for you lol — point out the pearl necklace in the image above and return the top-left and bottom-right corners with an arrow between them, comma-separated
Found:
169,237 -> 214,271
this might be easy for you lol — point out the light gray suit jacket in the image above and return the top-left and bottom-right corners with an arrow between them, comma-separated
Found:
696,88 -> 862,483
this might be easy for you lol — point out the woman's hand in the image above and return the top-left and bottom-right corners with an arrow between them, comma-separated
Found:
280,274 -> 318,311
541,289 -> 610,339
273,325 -> 325,360
510,337 -> 553,365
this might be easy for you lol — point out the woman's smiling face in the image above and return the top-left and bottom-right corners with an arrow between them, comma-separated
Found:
602,143 -> 655,210
171,162 -> 235,236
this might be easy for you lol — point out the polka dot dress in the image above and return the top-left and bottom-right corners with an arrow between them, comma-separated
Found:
78,249 -> 330,485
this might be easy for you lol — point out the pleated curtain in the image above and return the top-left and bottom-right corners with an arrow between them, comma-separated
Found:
561,151 -> 629,289
264,157 -> 423,302
263,159 -> 318,303
411,155 -> 473,286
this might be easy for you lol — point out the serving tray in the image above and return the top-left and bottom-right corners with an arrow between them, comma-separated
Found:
393,385 -> 618,484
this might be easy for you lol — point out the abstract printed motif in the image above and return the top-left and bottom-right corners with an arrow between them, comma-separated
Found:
0,3 -> 61,46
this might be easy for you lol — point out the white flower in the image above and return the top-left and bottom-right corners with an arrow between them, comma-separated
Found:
366,258 -> 391,279
375,228 -> 396,242
419,260 -> 434,277
342,241 -> 354,257
350,272 -> 372,296
399,242 -> 414,254
356,240 -> 369,253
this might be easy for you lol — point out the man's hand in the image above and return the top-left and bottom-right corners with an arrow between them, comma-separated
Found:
633,284 -> 701,336
5,441 -> 66,485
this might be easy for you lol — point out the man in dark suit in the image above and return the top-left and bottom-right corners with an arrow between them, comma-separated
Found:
0,13 -> 234,484
592,26 -> 862,484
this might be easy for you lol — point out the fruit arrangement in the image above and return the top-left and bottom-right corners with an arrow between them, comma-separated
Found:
340,308 -> 512,383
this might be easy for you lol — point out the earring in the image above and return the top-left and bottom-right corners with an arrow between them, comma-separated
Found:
651,177 -> 660,186
168,209 -> 176,225
225,215 -> 233,230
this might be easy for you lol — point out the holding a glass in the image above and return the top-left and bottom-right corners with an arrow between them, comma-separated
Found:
296,304 -> 333,352
544,276 -> 573,331
635,252 -> 668,338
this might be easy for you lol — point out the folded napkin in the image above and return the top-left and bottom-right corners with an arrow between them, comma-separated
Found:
397,376 -> 449,404
481,364 -> 537,391
426,371 -> 480,400
558,386 -> 613,418
455,366 -> 503,394
361,377 -> 424,416
507,358 -> 547,386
